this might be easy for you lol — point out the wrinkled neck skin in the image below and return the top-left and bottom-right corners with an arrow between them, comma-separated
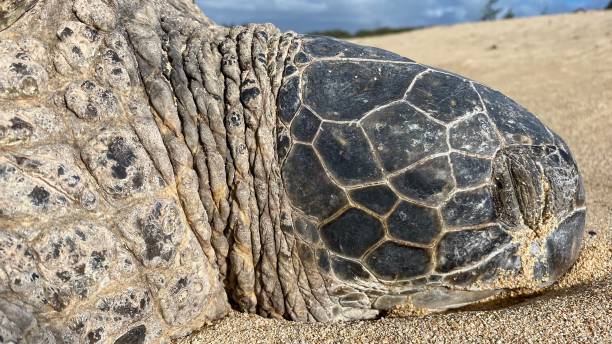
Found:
126,3 -> 323,321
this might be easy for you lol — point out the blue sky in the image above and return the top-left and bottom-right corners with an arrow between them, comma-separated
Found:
197,0 -> 609,33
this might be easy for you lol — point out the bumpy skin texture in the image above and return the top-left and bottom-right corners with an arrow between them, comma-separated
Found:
0,0 -> 586,343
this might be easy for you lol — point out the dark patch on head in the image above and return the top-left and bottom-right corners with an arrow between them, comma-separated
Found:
449,113 -> 501,156
14,155 -> 41,169
28,186 -> 50,206
349,185 -> 397,215
545,210 -> 586,279
320,208 -> 384,258
365,242 -> 430,280
111,67 -> 123,75
450,153 -> 492,188
101,89 -> 113,101
256,30 -> 268,40
330,255 -> 371,281
303,60 -> 424,121
314,122 -> 384,186
387,201 -> 441,244
70,319 -> 86,333
474,84 -> 554,145
436,225 -> 511,273
362,102 -> 447,172
293,215 -> 320,244
390,156 -> 455,205
75,229 -> 86,240
405,71 -> 482,123
290,107 -> 321,143
444,244 -> 520,286
74,263 -> 86,275
228,112 -> 241,127
50,242 -> 62,259
442,186 -> 495,227
282,144 -> 348,220
303,35 -> 412,62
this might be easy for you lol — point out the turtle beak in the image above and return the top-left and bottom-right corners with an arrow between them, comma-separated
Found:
492,143 -> 586,284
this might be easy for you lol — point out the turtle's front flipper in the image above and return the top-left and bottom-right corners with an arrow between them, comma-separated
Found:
0,1 -> 228,342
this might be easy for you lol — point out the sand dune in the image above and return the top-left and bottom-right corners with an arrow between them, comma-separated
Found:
181,11 -> 612,343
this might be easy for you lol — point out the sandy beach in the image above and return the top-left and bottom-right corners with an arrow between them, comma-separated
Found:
180,11 -> 612,343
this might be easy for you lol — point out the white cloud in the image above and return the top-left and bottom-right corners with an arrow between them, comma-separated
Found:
425,6 -> 468,18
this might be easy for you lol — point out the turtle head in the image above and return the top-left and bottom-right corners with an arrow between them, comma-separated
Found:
277,35 -> 588,313
492,142 -> 586,285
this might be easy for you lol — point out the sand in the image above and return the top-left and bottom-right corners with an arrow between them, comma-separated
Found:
180,11 -> 612,343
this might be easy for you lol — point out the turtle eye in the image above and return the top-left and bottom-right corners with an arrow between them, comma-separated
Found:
492,145 -> 582,233
492,144 -> 585,283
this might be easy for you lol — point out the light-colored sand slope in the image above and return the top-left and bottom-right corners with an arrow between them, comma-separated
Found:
181,11 -> 612,344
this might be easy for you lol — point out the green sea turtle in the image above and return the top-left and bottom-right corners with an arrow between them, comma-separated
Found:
0,0 -> 586,343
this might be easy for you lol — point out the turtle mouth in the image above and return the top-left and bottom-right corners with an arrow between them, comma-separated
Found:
492,144 -> 586,282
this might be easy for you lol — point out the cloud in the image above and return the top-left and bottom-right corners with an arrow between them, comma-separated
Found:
197,0 -> 609,33
425,6 -> 468,19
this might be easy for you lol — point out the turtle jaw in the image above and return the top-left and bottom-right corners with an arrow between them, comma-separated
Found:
492,143 -> 586,286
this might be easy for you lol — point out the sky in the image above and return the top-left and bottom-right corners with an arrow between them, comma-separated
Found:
197,0 -> 609,33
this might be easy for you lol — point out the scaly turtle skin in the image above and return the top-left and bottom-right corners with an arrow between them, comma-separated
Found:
0,1 -> 585,343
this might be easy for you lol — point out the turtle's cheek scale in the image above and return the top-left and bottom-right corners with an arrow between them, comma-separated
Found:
281,35 -> 586,313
